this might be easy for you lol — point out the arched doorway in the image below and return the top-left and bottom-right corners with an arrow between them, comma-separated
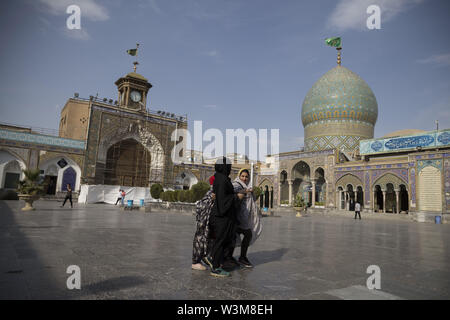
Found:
385,183 -> 396,213
314,168 -> 326,205
105,138 -> 151,187
399,184 -> 409,213
175,171 -> 198,190
347,184 -> 355,211
356,186 -> 364,208
62,167 -> 76,192
44,164 -> 58,195
374,185 -> 383,212
3,160 -> 22,189
279,170 -> 289,204
291,161 -> 311,206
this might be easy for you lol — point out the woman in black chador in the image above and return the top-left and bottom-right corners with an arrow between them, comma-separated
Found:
206,157 -> 244,277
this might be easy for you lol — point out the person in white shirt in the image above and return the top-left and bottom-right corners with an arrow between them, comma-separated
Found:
115,189 -> 123,205
354,202 -> 361,219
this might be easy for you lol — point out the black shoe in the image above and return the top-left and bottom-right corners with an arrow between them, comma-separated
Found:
238,257 -> 253,268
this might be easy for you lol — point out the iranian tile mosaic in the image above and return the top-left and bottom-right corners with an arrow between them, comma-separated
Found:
410,167 -> 416,203
301,66 -> 378,127
445,159 -> 450,209
360,129 -> 450,155
417,159 -> 442,172
0,129 -> 85,150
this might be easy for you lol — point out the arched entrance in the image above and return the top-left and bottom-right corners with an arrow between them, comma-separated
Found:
385,183 -> 396,213
175,171 -> 198,190
347,184 -> 355,211
291,161 -> 311,206
374,185 -> 383,212
279,170 -> 289,204
356,186 -> 364,207
105,139 -> 151,187
314,168 -> 326,205
62,167 -> 76,192
399,184 -> 409,213
3,160 -> 22,189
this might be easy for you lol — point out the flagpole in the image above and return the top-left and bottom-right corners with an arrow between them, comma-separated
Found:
133,43 -> 140,72
337,47 -> 342,66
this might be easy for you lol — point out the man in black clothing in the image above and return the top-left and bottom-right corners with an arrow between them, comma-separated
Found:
207,157 -> 244,277
61,184 -> 73,208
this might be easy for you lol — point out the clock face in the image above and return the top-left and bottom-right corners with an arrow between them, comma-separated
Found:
130,90 -> 141,102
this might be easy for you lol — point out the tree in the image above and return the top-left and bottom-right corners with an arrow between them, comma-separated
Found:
191,182 -> 210,202
150,183 -> 163,199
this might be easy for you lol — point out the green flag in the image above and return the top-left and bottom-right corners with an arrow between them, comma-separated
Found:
126,48 -> 137,56
325,37 -> 341,48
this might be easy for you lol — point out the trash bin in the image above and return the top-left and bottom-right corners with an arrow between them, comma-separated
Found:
435,216 -> 442,224
127,200 -> 133,207
140,199 -> 145,207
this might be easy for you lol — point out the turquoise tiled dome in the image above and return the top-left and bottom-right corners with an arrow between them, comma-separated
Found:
301,66 -> 378,152
301,66 -> 378,127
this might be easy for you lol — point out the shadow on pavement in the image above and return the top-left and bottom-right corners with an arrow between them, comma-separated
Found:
249,248 -> 289,266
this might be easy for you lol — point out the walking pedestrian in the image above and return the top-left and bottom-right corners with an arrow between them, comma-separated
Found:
355,201 -> 361,219
192,176 -> 216,271
115,189 -> 123,205
61,184 -> 73,208
230,169 -> 262,268
208,157 -> 244,277
121,189 -> 126,206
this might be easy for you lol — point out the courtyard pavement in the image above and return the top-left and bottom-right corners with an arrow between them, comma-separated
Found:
0,200 -> 449,300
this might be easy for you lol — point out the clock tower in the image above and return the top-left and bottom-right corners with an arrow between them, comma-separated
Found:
115,72 -> 152,112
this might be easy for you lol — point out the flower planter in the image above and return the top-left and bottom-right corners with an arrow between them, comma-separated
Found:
18,194 -> 40,211
294,206 -> 303,217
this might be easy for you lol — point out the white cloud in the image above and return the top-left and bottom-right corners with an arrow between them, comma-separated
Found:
327,0 -> 424,32
417,53 -> 450,67
39,0 -> 109,21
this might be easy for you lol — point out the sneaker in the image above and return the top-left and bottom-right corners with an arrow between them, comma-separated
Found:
202,256 -> 213,269
238,257 -> 253,268
210,267 -> 230,278
192,263 -> 206,271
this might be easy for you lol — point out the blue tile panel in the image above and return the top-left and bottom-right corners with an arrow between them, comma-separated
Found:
0,129 -> 85,150
360,129 -> 450,155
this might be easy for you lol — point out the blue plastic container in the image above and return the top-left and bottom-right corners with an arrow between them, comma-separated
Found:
435,216 -> 442,224
140,199 -> 145,207
127,200 -> 133,207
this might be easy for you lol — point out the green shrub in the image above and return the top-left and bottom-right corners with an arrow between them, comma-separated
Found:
191,182 -> 210,202
185,190 -> 195,203
177,190 -> 188,202
293,194 -> 305,207
173,190 -> 181,202
150,183 -> 163,199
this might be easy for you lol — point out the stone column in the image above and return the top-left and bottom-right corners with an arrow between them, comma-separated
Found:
373,191 -> 376,213
345,192 -> 349,210
336,191 -> 340,210
395,189 -> 400,214
311,180 -> 316,207
288,179 -> 293,206
277,182 -> 281,207
382,190 -> 386,213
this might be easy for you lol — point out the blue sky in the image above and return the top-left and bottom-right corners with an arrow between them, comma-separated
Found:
0,0 -> 449,154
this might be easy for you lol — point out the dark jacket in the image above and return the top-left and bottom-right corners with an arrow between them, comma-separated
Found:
212,159 -> 239,218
